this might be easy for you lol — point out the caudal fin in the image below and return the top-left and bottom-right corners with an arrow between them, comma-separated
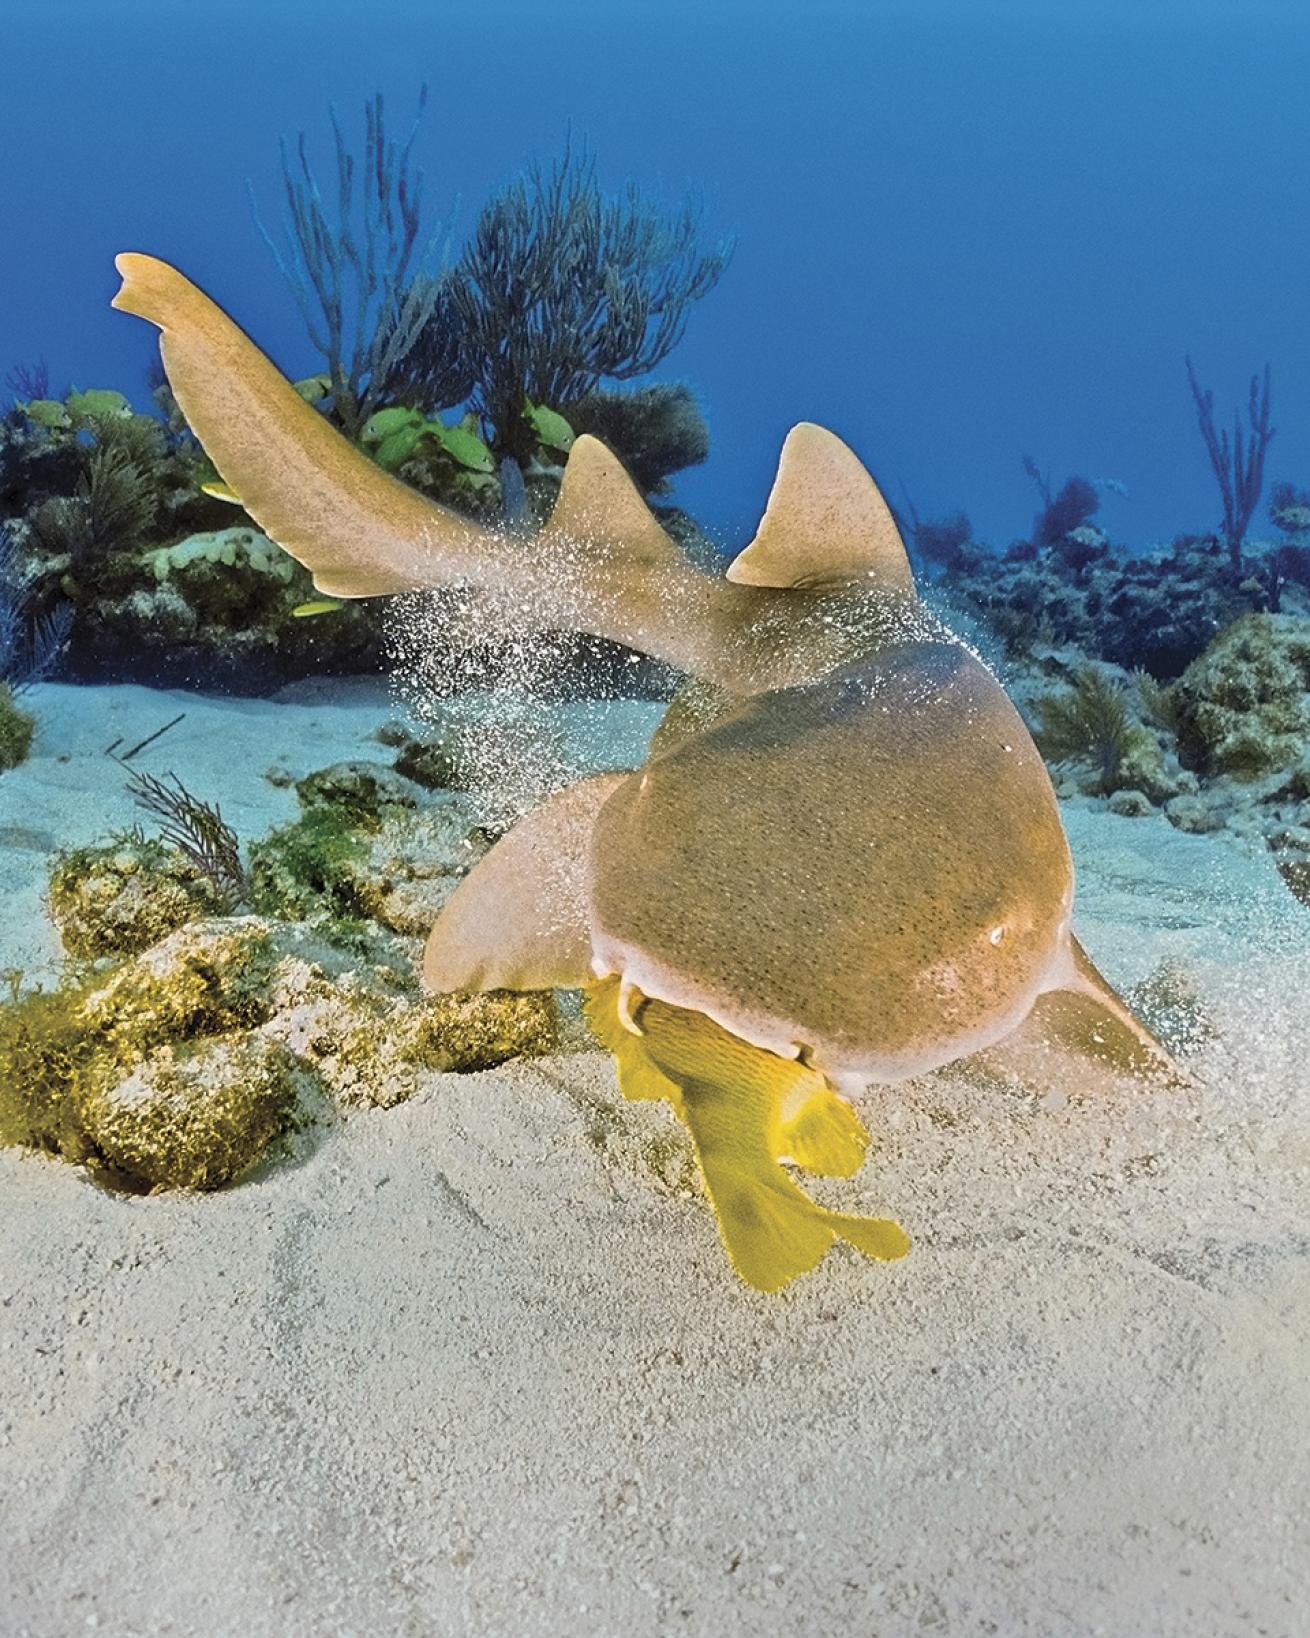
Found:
112,252 -> 496,598
687,1117 -> 910,1292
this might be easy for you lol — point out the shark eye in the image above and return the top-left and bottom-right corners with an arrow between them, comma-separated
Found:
989,925 -> 1006,946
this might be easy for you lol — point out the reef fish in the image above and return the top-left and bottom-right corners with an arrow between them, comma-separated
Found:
113,252 -> 1180,1292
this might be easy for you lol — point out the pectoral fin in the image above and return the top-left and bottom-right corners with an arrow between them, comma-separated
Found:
965,935 -> 1188,1094
423,772 -> 629,993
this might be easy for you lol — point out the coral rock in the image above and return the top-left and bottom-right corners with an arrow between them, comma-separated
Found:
83,917 -> 279,1057
47,836 -> 224,959
79,1035 -> 298,1191
1171,613 -> 1310,780
407,989 -> 559,1074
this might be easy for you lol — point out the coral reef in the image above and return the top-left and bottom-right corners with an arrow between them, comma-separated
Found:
0,388 -> 386,689
567,384 -> 710,495
1013,615 -> 1310,906
941,527 -> 1308,680
2,108 -> 729,697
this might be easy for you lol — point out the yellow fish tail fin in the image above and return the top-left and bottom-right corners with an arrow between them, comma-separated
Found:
682,1083 -> 909,1291
584,978 -> 908,1292
688,1137 -> 840,1292
824,1209 -> 912,1263
779,1085 -> 870,1177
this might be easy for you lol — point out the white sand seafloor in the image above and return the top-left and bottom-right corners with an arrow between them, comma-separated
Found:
1,680 -> 1308,1638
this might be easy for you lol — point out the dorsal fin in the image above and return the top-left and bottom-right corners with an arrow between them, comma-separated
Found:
726,423 -> 916,594
543,435 -> 682,566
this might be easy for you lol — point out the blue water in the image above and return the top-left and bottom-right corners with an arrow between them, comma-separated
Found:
5,0 -> 1309,551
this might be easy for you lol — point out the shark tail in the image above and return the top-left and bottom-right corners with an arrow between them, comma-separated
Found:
113,253 -> 493,598
111,254 -> 708,655
584,978 -> 909,1292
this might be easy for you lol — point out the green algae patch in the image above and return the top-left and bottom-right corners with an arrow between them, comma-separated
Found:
0,976 -> 118,1166
48,836 -> 225,959
248,807 -> 372,931
248,793 -> 487,945
293,760 -> 421,827
0,683 -> 36,771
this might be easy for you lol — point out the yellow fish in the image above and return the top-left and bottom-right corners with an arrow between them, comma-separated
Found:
585,976 -> 909,1291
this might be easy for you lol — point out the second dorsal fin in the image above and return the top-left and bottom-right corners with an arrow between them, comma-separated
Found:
543,435 -> 682,566
726,423 -> 916,594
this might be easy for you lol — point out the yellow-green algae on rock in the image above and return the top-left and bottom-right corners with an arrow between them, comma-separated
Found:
0,920 -> 291,1190
77,1036 -> 299,1191
0,904 -> 560,1187
47,836 -> 225,959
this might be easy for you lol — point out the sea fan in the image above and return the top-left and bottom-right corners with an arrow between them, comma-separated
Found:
0,523 -> 70,691
124,768 -> 249,910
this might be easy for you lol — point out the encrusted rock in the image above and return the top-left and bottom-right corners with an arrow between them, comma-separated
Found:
82,917 -> 279,1056
262,969 -> 558,1107
406,989 -> 558,1074
356,803 -> 491,936
79,1034 -> 299,1191
0,682 -> 35,771
47,836 -> 224,959
393,734 -> 464,791
1164,793 -> 1226,835
1170,613 -> 1310,780
294,760 -> 424,823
